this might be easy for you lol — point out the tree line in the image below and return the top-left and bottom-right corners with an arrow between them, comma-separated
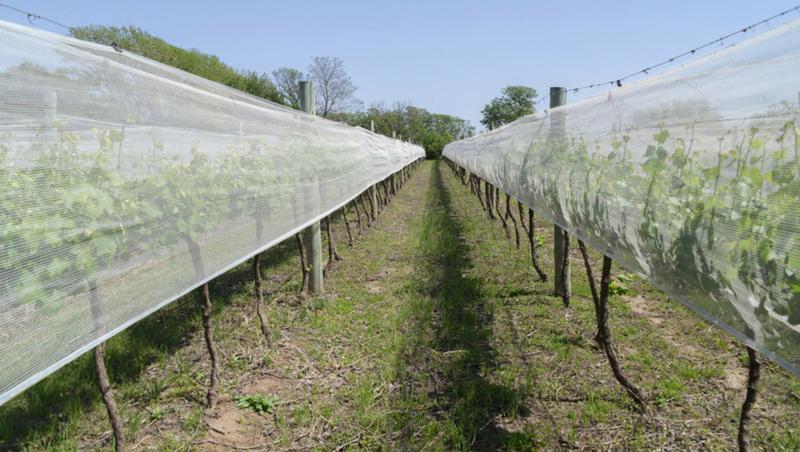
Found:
70,26 -> 285,103
70,25 -> 475,159
71,25 -> 541,156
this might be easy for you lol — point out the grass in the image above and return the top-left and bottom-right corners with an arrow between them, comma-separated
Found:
388,161 -> 523,449
0,160 -> 798,450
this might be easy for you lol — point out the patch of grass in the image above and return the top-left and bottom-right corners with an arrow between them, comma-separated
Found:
148,405 -> 168,421
290,404 -> 312,426
385,163 -> 525,450
581,393 -> 613,423
183,406 -> 204,431
159,432 -> 189,450
673,359 -> 722,380
787,378 -> 800,404
127,410 -> 146,439
654,377 -> 687,406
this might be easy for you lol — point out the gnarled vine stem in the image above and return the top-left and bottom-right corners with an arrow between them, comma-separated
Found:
737,346 -> 761,452
577,239 -> 646,410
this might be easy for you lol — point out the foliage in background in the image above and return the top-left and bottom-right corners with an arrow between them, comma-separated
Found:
69,26 -> 471,159
481,85 -> 537,130
332,103 -> 475,159
271,67 -> 305,109
70,26 -> 284,104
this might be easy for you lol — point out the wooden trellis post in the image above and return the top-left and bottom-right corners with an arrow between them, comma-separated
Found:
550,86 -> 570,301
368,120 -> 378,218
299,80 -> 324,294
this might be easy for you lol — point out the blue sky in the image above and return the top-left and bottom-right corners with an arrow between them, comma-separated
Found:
2,1 -> 798,128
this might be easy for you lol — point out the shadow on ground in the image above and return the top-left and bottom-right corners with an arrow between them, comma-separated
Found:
392,161 -> 527,450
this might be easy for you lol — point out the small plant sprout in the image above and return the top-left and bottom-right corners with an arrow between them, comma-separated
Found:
234,393 -> 279,415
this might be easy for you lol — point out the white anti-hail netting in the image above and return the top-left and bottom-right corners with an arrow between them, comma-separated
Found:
445,19 -> 800,377
0,20 -> 424,405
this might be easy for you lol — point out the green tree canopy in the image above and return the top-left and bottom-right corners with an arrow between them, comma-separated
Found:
271,67 -> 305,109
70,25 -> 283,104
481,85 -> 537,129
332,103 -> 474,159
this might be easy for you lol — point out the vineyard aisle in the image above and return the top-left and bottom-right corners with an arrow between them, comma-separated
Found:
1,161 -> 798,450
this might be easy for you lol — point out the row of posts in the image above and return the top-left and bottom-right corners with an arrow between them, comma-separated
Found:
298,81 -> 570,298
298,81 -> 398,294
470,86 -> 572,298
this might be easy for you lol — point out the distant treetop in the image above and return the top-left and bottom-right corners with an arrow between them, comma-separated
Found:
481,85 -> 537,130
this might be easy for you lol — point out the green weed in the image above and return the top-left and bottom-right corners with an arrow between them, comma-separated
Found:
234,393 -> 279,414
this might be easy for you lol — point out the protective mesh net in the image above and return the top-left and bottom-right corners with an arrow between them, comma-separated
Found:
444,19 -> 800,376
0,20 -> 424,405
